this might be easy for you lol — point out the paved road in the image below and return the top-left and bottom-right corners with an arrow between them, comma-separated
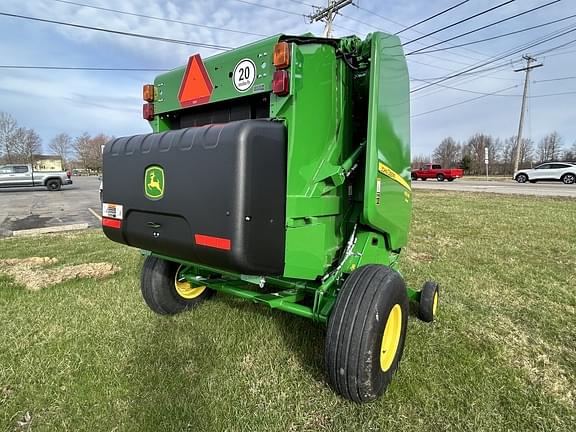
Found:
412,179 -> 576,198
0,176 -> 101,236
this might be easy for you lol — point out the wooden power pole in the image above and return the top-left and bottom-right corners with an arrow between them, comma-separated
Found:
512,55 -> 542,173
308,0 -> 353,38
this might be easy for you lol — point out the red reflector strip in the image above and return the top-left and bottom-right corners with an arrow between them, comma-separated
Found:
102,217 -> 122,229
194,234 -> 231,251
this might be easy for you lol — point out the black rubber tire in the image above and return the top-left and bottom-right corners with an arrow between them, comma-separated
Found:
421,177 -> 427,181
561,173 -> 576,184
325,265 -> 409,403
418,281 -> 439,323
436,174 -> 445,182
140,256 -> 213,315
46,179 -> 61,191
516,173 -> 528,183
411,174 -> 418,181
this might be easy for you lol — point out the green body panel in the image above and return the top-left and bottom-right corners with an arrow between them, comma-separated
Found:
153,35 -> 279,117
139,32 -> 416,321
272,42 -> 353,279
362,33 -> 412,250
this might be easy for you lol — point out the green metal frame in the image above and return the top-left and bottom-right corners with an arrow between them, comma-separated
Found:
141,32 -> 418,324
149,214 -> 419,324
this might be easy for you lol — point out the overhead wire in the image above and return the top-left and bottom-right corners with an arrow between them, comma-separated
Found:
0,65 -> 169,71
407,1 -> 565,55
409,13 -> 576,55
410,24 -> 576,93
50,0 -> 267,37
411,85 -> 519,118
402,0 -> 517,46
395,0 -> 471,36
0,11 -> 232,51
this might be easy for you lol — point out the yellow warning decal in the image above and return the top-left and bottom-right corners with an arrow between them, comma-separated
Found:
378,162 -> 411,191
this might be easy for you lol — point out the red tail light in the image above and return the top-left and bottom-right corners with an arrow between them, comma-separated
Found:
143,103 -> 154,121
272,70 -> 289,96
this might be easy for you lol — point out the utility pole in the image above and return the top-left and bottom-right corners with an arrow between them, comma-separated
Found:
512,54 -> 543,173
308,0 -> 353,38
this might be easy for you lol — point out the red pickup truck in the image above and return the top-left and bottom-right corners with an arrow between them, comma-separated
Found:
412,163 -> 464,182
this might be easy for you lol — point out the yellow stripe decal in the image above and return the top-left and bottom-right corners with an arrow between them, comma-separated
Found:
378,162 -> 411,191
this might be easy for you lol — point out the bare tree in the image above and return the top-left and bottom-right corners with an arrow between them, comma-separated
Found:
49,133 -> 72,166
73,132 -> 111,172
502,136 -> 534,173
411,153 -> 432,169
537,132 -> 563,162
15,128 -> 41,165
432,137 -> 461,168
0,112 -> 18,163
563,141 -> 576,162
462,133 -> 496,175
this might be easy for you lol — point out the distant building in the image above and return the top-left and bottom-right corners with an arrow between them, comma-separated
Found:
32,155 -> 63,171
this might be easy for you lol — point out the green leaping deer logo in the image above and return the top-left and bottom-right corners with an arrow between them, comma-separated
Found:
144,166 -> 165,200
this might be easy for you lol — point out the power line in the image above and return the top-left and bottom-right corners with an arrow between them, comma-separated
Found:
410,14 -> 576,55
403,0 -> 517,46
534,37 -> 576,55
411,85 -> 519,118
534,76 -> 576,83
412,79 -> 521,96
232,0 -> 305,17
396,0 -> 470,36
0,11 -> 232,51
0,65 -> 168,71
407,1 -> 565,55
354,2 -> 489,60
410,25 -> 576,93
50,0 -> 267,37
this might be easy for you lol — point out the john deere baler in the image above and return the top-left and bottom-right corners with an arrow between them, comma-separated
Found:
102,32 -> 439,403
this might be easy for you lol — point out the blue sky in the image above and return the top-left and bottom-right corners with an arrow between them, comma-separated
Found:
0,0 -> 575,155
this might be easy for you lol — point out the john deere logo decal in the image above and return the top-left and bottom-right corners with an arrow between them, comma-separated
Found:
145,165 -> 165,200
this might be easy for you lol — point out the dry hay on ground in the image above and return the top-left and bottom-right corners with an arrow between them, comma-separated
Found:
0,257 -> 120,291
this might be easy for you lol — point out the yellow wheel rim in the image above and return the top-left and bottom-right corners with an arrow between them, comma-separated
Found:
380,304 -> 403,372
432,292 -> 439,316
174,265 -> 206,300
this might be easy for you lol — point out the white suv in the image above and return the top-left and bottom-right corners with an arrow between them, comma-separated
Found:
514,162 -> 576,184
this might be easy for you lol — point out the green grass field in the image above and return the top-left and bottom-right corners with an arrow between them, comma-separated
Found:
1,191 -> 575,431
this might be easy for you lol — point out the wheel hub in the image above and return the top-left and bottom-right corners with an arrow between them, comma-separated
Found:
174,265 -> 206,299
380,304 -> 402,372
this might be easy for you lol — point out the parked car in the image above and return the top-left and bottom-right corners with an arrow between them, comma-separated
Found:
411,163 -> 464,182
514,162 -> 576,184
0,164 -> 72,191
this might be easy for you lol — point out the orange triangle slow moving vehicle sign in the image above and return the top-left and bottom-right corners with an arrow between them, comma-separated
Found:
178,54 -> 214,107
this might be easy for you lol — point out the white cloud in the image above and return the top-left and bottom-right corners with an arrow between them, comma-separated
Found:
0,0 -> 574,153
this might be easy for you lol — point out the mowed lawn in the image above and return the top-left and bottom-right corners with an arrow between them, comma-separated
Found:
1,191 -> 574,431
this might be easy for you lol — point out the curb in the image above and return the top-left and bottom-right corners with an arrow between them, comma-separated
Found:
11,223 -> 90,237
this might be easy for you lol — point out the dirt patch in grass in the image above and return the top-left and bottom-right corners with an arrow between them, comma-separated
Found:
0,257 -> 120,291
474,317 -> 574,409
405,250 -> 435,262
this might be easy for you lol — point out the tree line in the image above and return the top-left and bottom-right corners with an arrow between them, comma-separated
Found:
414,132 -> 576,175
0,111 -> 112,172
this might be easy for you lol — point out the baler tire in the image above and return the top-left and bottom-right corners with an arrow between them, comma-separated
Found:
325,264 -> 409,403
140,256 -> 213,315
418,281 -> 439,323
